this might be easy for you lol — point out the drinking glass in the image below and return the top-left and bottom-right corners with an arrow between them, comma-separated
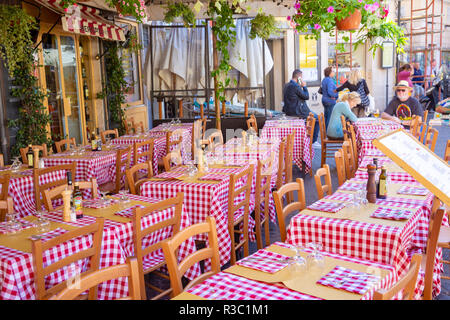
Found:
33,210 -> 50,233
4,211 -> 21,235
364,107 -> 371,117
118,189 -> 130,203
306,242 -> 325,273
374,109 -> 380,118
286,244 -> 307,275
358,188 -> 368,205
98,190 -> 111,206
11,157 -> 22,173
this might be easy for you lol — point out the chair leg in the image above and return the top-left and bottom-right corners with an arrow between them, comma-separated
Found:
229,224 -> 237,266
254,207 -> 263,250
321,145 -> 326,167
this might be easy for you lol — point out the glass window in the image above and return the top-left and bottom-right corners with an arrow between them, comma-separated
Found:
297,35 -> 320,84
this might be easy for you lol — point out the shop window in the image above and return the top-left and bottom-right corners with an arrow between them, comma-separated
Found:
296,34 -> 320,86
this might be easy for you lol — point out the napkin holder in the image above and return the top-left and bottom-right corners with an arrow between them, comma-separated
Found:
61,189 -> 72,222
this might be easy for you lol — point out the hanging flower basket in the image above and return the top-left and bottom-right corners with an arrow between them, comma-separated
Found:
335,9 -> 361,30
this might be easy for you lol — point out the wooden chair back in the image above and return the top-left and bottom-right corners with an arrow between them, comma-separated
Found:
166,129 -> 184,154
284,130 -> 295,186
410,115 -> 422,138
340,115 -> 349,140
126,162 -> 153,195
348,125 -> 358,164
424,127 -> 438,152
228,164 -> 254,265
163,149 -> 183,172
334,150 -> 346,187
422,199 -> 445,300
131,119 -> 145,134
134,139 -> 154,167
32,217 -> 104,300
50,256 -> 141,300
161,217 -> 220,297
0,154 -> 3,167
273,178 -> 306,242
33,162 -> 76,211
445,140 -> 450,162
418,122 -> 428,143
275,138 -> 286,189
100,129 -> 119,144
254,152 -> 274,249
0,196 -> 13,222
133,193 -> 183,299
191,119 -> 203,160
423,110 -> 429,123
20,144 -> 48,164
373,254 -> 422,300
314,164 -> 332,200
318,113 -> 327,143
246,114 -> 258,133
77,178 -> 99,199
209,131 -> 224,152
115,146 -> 132,193
55,138 -> 76,153
342,141 -> 356,179
124,118 -> 132,135
306,113 -> 316,176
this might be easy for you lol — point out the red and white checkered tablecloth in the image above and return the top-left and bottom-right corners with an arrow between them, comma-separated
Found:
260,121 -> 313,173
184,241 -> 397,300
140,165 -> 253,267
0,194 -> 200,300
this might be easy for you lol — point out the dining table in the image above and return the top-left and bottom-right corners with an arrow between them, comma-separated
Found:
259,118 -> 313,174
172,242 -> 398,300
0,193 -> 199,300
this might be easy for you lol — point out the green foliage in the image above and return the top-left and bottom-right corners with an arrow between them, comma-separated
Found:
249,11 -> 280,40
97,42 -> 128,135
164,2 -> 196,28
0,4 -> 37,78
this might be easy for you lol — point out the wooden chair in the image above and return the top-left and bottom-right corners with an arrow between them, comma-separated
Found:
31,217 -> 104,300
423,110 -> 429,123
347,125 -> 358,165
246,114 -> 258,134
273,178 -> 306,242
340,115 -> 349,140
228,164 -> 254,265
0,153 -> 3,167
334,150 -> 346,187
424,127 -> 438,152
284,130 -> 295,199
100,129 -> 119,144
342,141 -> 356,180
275,138 -> 286,190
254,153 -> 274,250
20,144 -> 48,164
114,146 -> 132,193
0,174 -> 11,221
126,162 -> 153,195
55,138 -> 76,153
417,122 -> 428,143
314,164 -> 332,200
163,149 -> 183,172
161,216 -> 220,297
208,130 -> 224,152
166,129 -> 184,154
191,119 -> 203,160
131,119 -> 145,134
124,118 -> 133,135
50,256 -> 141,300
33,162 -> 76,211
373,254 -> 422,300
306,113 -> 316,176
410,115 -> 422,138
444,140 -> 450,162
319,113 -> 344,167
133,139 -> 154,170
132,193 -> 183,300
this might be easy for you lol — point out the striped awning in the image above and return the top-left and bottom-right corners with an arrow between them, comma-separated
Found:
34,0 -> 125,41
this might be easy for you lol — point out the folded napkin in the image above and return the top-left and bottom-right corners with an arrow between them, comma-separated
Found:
208,168 -> 240,174
317,266 -> 381,295
237,249 -> 290,274
154,171 -> 185,179
396,186 -> 428,196
338,182 -> 366,192
198,173 -> 226,181
0,218 -> 34,234
114,205 -> 146,218
307,200 -> 346,213
83,198 -> 120,209
370,206 -> 413,221
29,228 -> 67,241
325,193 -> 354,202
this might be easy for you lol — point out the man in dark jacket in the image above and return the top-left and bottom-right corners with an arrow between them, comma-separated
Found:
283,69 -> 319,144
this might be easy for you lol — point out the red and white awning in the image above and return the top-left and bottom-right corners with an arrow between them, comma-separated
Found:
34,0 -> 125,41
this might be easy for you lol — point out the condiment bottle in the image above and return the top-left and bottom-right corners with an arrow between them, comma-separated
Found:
366,164 -> 377,203
61,189 -> 72,222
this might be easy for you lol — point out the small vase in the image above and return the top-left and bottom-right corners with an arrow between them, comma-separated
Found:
335,9 -> 362,31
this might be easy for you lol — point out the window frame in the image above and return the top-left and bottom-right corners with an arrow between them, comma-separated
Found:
294,32 -> 322,87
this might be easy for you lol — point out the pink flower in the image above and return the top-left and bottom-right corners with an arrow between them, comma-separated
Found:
358,0 -> 363,2
364,4 -> 370,11
373,2 -> 380,9
310,11 -> 313,17
294,2 -> 301,9
286,15 -> 291,21
64,7 -> 68,12
327,6 -> 334,13
314,23 -> 321,29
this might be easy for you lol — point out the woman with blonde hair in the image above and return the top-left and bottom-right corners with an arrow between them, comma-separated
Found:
326,92 -> 360,139
336,69 -> 370,117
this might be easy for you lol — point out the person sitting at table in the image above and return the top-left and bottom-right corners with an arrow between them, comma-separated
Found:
381,80 -> 423,123
436,98 -> 450,114
283,69 -> 320,146
326,92 -> 359,139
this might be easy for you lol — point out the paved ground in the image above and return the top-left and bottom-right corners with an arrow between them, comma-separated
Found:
146,117 -> 450,300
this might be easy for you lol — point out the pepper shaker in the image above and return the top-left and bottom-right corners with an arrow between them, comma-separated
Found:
366,164 -> 377,203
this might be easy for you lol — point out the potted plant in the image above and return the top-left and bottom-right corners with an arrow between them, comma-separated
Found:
249,10 -> 280,40
289,0 -> 407,54
163,2 -> 196,28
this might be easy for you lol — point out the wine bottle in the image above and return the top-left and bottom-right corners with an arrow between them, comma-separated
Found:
73,182 -> 83,219
26,145 -> 33,168
66,171 -> 73,187
377,166 -> 387,199
91,130 -> 97,151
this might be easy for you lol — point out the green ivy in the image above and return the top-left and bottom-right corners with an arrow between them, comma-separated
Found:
249,11 -> 280,40
164,2 -> 196,28
97,41 -> 128,135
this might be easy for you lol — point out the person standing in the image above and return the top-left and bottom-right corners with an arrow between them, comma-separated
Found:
426,58 -> 439,88
283,69 -> 320,146
336,69 -> 370,117
397,64 -> 414,88
321,67 -> 339,129
327,92 -> 359,139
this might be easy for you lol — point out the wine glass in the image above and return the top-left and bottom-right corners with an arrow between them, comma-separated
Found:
364,107 -> 371,117
11,157 -> 22,173
286,244 -> 307,275
373,108 -> 380,118
118,189 -> 130,203
33,210 -> 50,233
4,211 -> 21,235
306,242 -> 325,273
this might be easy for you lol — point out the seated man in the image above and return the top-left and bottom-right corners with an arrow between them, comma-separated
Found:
436,98 -> 450,114
381,80 -> 423,123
